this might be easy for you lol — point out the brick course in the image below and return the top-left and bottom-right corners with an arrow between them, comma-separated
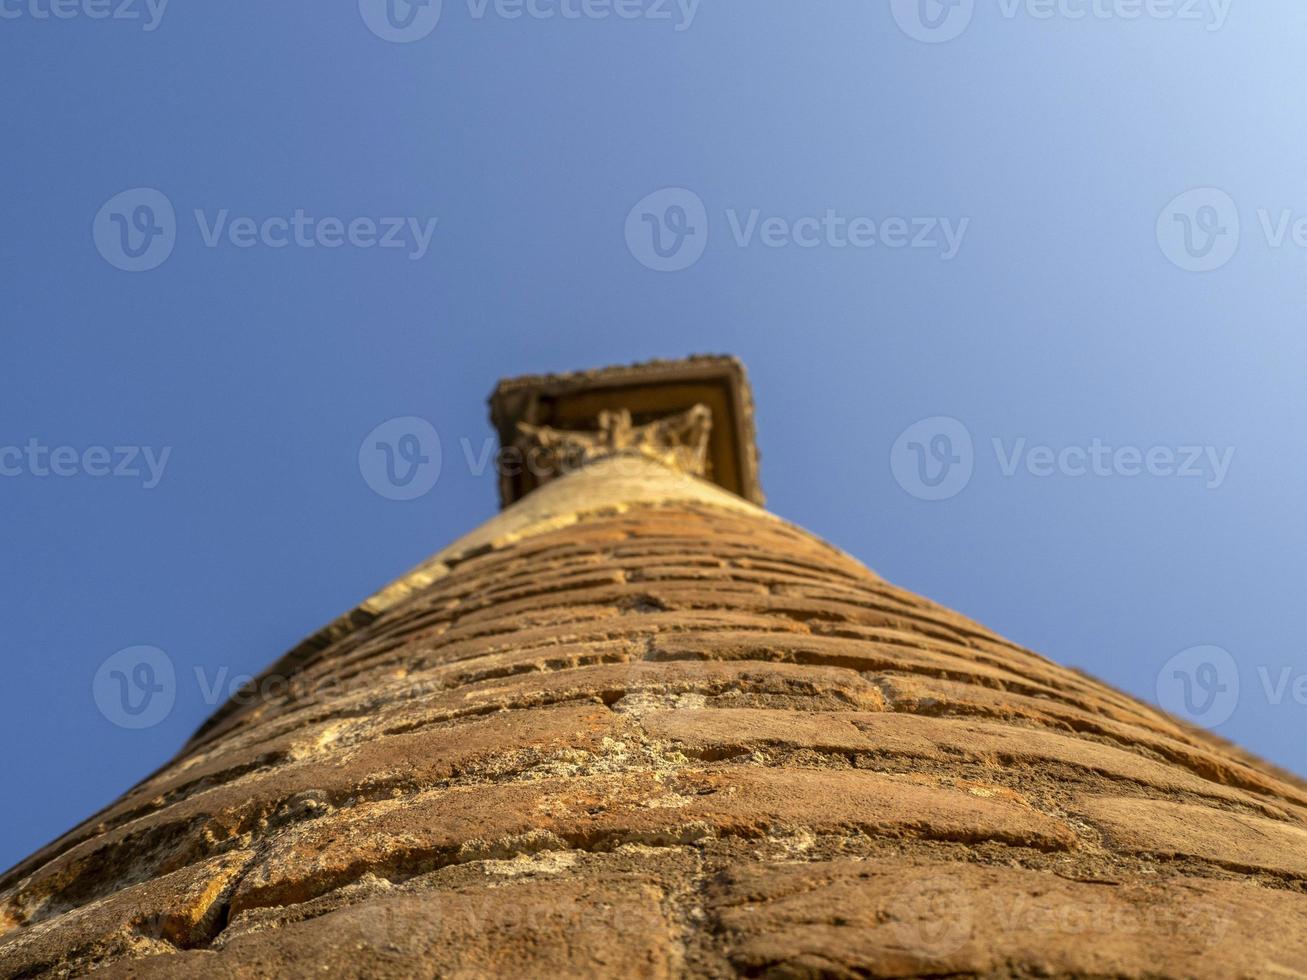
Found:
2,490 -> 1303,978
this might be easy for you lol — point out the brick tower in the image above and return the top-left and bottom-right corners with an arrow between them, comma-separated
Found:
3,356 -> 1306,978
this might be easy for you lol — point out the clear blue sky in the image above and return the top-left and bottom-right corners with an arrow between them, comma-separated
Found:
3,1 -> 1306,873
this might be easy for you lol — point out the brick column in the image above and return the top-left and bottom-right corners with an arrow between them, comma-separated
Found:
4,422 -> 1307,977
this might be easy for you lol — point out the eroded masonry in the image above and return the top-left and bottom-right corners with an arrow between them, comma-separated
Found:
3,356 -> 1306,978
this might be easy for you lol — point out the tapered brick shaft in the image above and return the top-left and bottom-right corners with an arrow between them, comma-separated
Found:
3,359 -> 1306,979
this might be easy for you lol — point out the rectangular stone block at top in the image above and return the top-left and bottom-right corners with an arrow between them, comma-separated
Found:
489,355 -> 763,508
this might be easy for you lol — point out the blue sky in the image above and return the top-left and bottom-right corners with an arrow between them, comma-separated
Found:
3,0 -> 1306,873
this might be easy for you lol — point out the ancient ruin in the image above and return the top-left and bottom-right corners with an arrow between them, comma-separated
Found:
2,356 -> 1305,977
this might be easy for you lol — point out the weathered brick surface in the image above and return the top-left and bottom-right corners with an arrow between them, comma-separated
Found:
227,766 -> 1075,917
94,875 -> 678,980
1080,795 -> 1307,877
3,496 -> 1305,978
710,859 -> 1307,978
0,852 -> 252,980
